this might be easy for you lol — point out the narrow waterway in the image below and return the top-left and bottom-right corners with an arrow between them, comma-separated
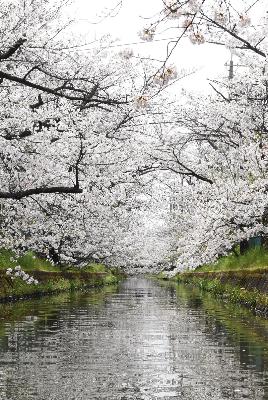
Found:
0,277 -> 268,400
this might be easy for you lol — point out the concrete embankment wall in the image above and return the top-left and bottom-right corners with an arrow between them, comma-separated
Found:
185,268 -> 268,294
175,268 -> 268,317
0,270 -> 120,302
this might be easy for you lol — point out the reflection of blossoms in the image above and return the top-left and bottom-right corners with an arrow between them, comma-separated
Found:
154,65 -> 178,86
6,266 -> 39,285
189,31 -> 205,44
163,0 -> 181,19
138,27 -> 155,41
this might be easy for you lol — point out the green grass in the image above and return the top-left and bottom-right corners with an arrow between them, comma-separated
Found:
77,262 -> 107,273
18,252 -> 60,271
0,249 -> 60,272
0,249 -> 124,302
0,269 -> 122,302
197,246 -> 268,272
0,249 -> 114,274
0,274 -> 121,301
154,271 -> 169,280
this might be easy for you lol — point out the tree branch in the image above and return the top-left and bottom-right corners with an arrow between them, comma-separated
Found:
0,70 -> 126,107
202,14 -> 266,57
0,38 -> 26,60
0,186 -> 83,200
208,82 -> 230,102
171,149 -> 213,184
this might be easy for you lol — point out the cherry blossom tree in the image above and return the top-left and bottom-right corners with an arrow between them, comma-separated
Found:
130,0 -> 268,272
3,0 -> 268,273
156,61 -> 268,272
0,0 -> 183,268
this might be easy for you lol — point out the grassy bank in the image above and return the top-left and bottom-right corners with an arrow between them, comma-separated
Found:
0,249 -> 122,302
159,247 -> 268,317
197,246 -> 268,272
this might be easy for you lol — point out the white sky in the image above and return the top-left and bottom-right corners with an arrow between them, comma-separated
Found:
69,0 -> 230,94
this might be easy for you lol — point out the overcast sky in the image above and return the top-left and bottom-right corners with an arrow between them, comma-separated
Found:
69,0 -> 230,94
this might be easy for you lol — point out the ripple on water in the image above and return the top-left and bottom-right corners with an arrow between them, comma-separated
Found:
0,277 -> 267,399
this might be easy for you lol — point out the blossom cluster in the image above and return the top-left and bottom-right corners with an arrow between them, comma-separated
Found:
138,27 -> 155,42
138,1 -> 253,47
119,48 -> 134,60
238,14 -> 251,28
189,30 -> 205,45
6,266 -> 39,285
153,65 -> 178,86
135,95 -> 149,109
163,0 -> 182,19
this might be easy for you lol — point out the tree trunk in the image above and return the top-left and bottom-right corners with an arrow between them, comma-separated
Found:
240,239 -> 249,254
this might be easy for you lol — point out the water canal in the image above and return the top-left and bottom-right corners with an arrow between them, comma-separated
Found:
0,277 -> 268,399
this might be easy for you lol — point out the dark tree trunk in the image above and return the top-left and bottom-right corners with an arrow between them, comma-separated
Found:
261,205 -> 268,249
240,239 -> 249,254
49,247 -> 60,265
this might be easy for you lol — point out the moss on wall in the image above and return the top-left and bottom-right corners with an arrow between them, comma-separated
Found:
0,269 -> 122,302
158,269 -> 268,317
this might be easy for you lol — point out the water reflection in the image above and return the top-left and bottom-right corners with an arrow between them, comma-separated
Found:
0,278 -> 267,399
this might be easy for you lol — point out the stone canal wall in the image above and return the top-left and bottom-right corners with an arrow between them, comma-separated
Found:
0,269 -> 122,302
171,269 -> 268,317
182,268 -> 268,294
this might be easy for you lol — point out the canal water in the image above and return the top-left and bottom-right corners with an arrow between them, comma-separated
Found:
0,277 -> 268,400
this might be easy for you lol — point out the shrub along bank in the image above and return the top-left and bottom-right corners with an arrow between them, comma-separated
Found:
0,249 -> 122,302
161,247 -> 268,317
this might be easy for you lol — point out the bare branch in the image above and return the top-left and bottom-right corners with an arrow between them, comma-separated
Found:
208,82 -> 230,102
